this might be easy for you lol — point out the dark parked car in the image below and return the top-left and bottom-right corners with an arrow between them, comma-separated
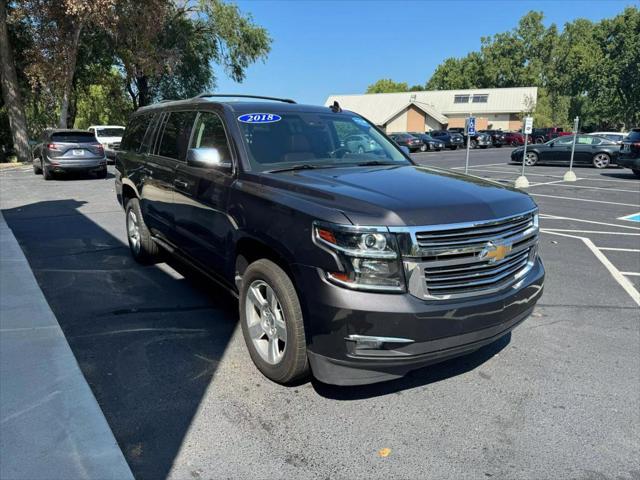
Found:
448,127 -> 492,149
388,133 -> 424,152
531,127 -> 571,144
429,130 -> 464,150
510,134 -> 620,168
503,131 -> 525,146
407,132 -> 445,151
115,94 -> 544,386
479,129 -> 507,147
32,129 -> 107,180
618,128 -> 640,177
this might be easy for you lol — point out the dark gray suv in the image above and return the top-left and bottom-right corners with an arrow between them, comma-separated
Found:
32,129 -> 107,179
115,94 -> 545,386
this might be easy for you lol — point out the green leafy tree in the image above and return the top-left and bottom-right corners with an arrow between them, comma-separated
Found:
365,78 -> 409,94
74,68 -> 132,128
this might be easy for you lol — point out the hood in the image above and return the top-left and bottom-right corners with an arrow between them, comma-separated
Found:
259,165 -> 536,226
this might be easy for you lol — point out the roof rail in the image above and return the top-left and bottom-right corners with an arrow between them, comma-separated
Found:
194,93 -> 296,104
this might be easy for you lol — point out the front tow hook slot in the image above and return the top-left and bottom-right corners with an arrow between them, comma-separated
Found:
345,334 -> 414,356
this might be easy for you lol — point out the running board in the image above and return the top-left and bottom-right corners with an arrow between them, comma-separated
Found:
151,236 -> 239,299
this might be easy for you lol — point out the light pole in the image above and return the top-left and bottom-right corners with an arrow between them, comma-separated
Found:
564,116 -> 579,182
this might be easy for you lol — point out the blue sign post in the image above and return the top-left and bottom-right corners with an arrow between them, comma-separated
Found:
464,116 -> 476,174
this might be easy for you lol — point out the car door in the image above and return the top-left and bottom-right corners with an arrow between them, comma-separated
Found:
574,135 -> 596,164
173,110 -> 236,274
541,136 -> 573,163
140,110 -> 196,242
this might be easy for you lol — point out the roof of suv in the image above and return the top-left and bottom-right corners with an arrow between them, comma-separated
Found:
136,96 -> 336,116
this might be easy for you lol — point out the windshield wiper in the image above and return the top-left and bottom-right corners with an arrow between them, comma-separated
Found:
356,160 -> 402,167
267,164 -> 318,173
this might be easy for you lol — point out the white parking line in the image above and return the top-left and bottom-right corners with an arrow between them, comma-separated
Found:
540,229 -> 640,235
530,193 -> 639,207
621,272 -> 640,277
597,247 -> 640,252
540,214 -> 640,231
533,183 -> 639,194
541,229 -> 640,306
451,163 -> 514,169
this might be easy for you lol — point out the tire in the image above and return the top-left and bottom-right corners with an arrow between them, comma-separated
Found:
592,153 -> 610,169
357,146 -> 364,154
535,137 -> 544,144
33,159 -> 42,175
524,151 -> 538,166
419,144 -> 427,152
43,163 -> 53,180
511,141 -> 519,147
632,169 -> 640,178
470,139 -> 478,149
125,197 -> 161,264
480,145 -> 488,149
240,259 -> 309,385
96,167 -> 107,179
449,146 -> 457,150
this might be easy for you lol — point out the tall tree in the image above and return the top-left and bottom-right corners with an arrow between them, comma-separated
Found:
0,0 -> 30,162
366,78 -> 409,94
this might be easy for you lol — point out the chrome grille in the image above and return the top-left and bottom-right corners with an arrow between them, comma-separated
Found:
400,210 -> 538,300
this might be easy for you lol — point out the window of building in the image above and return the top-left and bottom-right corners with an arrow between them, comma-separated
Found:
472,94 -> 489,103
454,95 -> 470,104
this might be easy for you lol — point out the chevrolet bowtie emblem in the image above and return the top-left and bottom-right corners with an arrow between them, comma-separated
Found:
480,241 -> 512,263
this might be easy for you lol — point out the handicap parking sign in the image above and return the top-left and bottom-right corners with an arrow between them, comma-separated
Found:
466,117 -> 476,136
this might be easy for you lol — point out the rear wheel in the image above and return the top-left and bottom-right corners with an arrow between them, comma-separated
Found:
125,198 -> 161,264
592,153 -> 610,169
524,152 -> 538,166
96,166 -> 107,179
240,259 -> 309,384
42,163 -> 53,180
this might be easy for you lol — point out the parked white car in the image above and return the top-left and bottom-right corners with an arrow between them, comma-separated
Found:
87,125 -> 125,161
590,131 -> 627,144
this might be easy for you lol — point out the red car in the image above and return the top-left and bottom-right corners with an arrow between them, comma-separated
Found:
503,131 -> 525,146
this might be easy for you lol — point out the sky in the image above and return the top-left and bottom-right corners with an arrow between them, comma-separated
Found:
215,0 -> 634,105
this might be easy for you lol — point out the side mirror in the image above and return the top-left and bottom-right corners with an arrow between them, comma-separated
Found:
186,147 -> 229,169
400,146 -> 411,155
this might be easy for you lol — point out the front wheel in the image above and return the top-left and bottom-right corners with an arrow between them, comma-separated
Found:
592,153 -> 610,169
419,144 -> 427,152
524,152 -> 538,166
470,139 -> 478,149
240,259 -> 309,384
125,198 -> 161,264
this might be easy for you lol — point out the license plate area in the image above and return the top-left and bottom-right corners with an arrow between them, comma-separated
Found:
72,149 -> 84,156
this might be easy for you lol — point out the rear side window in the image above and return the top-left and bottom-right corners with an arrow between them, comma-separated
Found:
190,112 -> 232,163
51,132 -> 97,143
158,111 -> 197,160
121,115 -> 149,152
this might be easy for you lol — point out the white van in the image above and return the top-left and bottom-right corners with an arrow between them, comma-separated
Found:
87,125 -> 125,161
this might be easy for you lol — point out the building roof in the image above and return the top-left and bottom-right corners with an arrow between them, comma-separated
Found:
325,87 -> 538,125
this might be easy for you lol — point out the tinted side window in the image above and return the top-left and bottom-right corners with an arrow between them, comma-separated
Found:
158,111 -> 197,160
121,115 -> 148,151
190,112 -> 231,163
140,113 -> 161,154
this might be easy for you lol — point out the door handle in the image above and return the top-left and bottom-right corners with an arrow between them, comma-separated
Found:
142,167 -> 153,176
174,179 -> 189,189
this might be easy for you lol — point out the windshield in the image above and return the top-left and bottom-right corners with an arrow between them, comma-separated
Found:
95,127 -> 124,137
51,132 -> 97,143
236,111 -> 410,172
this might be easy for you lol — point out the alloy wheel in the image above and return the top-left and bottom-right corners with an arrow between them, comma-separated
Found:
127,209 -> 141,255
524,152 -> 538,166
592,153 -> 610,169
245,280 -> 287,365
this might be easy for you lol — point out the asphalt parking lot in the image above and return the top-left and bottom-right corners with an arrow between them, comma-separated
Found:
1,148 -> 639,479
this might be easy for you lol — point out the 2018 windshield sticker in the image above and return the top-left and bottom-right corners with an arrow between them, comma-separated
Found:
238,113 -> 282,124
352,117 -> 369,127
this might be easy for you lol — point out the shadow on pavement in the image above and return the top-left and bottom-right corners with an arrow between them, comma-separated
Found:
2,198 -> 513,476
2,199 -> 237,480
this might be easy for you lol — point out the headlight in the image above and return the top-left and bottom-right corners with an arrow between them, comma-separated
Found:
313,222 -> 405,292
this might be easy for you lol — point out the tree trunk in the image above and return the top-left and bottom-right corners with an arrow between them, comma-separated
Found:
0,0 -> 30,163
58,23 -> 83,128
136,75 -> 149,107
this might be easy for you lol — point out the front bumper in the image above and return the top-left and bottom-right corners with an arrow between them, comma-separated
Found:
296,257 -> 545,385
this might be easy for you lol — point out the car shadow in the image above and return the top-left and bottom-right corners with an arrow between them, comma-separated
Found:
46,171 -> 115,181
2,198 -> 514,475
2,199 -> 237,480
311,333 -> 511,400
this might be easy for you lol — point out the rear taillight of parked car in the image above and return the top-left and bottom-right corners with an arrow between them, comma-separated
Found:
47,143 -> 62,151
93,143 -> 105,155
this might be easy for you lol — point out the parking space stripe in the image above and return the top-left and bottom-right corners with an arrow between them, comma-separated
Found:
540,214 -> 640,231
598,247 -> 640,252
541,229 -> 640,306
530,193 -> 639,207
535,183 -> 640,194
621,272 -> 640,277
540,229 -> 640,235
